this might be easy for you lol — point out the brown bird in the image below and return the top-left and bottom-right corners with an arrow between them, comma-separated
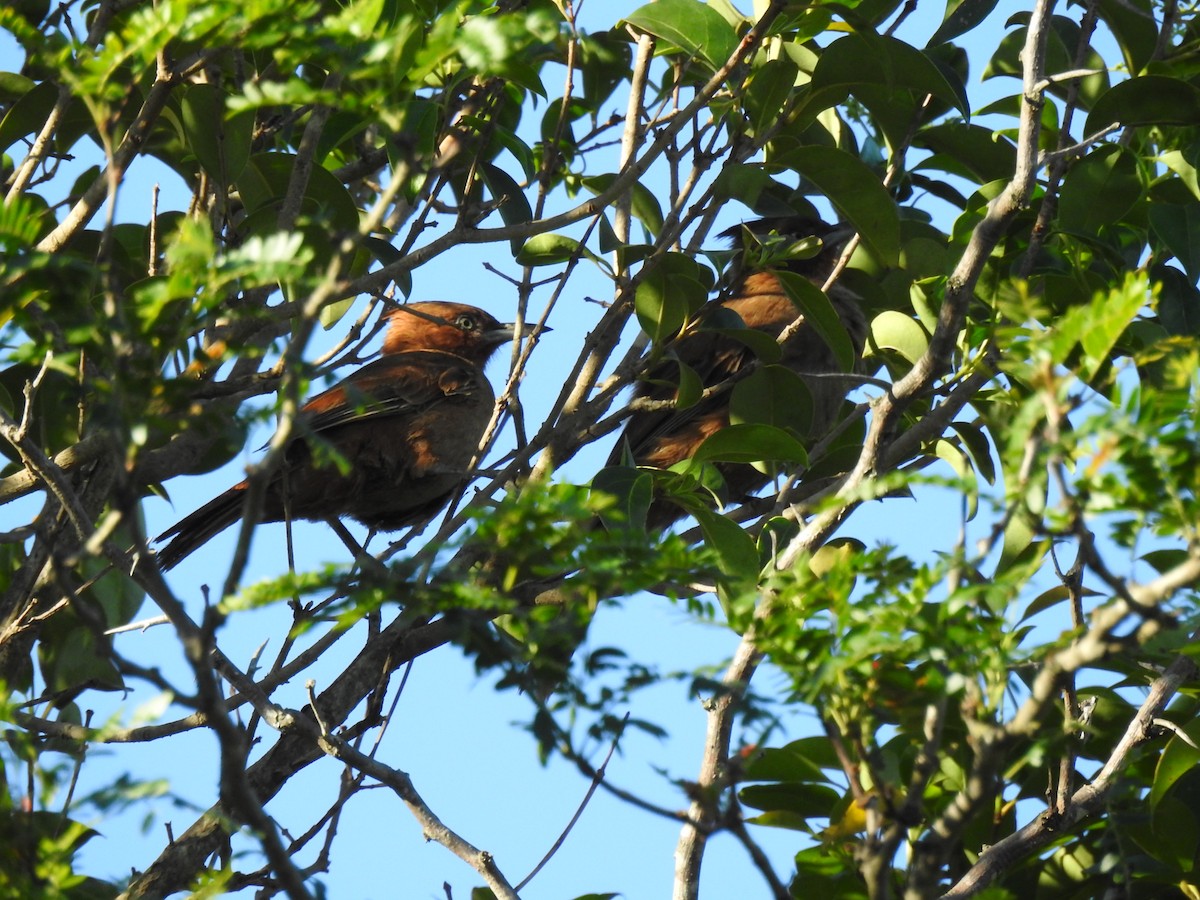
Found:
155,301 -> 524,569
608,216 -> 869,528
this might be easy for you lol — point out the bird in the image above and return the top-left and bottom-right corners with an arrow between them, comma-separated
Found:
607,216 -> 869,529
155,301 -> 525,569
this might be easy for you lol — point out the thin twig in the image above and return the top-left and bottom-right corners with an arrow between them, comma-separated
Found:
515,713 -> 630,891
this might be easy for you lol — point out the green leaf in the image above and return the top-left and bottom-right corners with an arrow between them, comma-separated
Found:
180,84 -> 254,185
82,545 -> 145,629
867,310 -> 929,364
730,365 -> 814,435
1159,151 -> 1200,203
516,233 -> 600,267
236,152 -> 359,233
691,423 -> 809,466
1156,267 -> 1200,336
674,359 -> 703,410
744,58 -> 799,138
1085,75 -> 1200,134
481,163 -> 533,255
743,745 -> 832,783
1147,793 -> 1200,873
319,297 -> 355,329
813,32 -> 970,122
692,506 -> 760,585
775,270 -> 858,372
224,566 -> 347,613
0,194 -> 48,249
927,0 -> 1001,47
727,327 -> 786,362
703,308 -> 784,362
635,269 -> 689,343
770,145 -> 900,266
591,466 -> 654,531
0,71 -> 35,102
711,163 -> 775,207
326,0 -> 384,37
0,78 -> 57,154
1096,0 -> 1159,75
634,252 -> 711,343
1018,584 -> 1100,623
998,507 -> 1039,570
1078,274 -> 1147,376
1150,202 -> 1200,283
6,0 -> 50,28
949,420 -> 996,486
579,30 -> 632,114
458,15 -> 547,97
743,810 -> 813,831
38,607 -> 124,697
986,16 -> 1109,109
1151,720 -> 1200,813
934,438 -> 978,519
582,173 -> 665,237
1058,146 -> 1142,234
625,0 -> 738,71
1019,586 -> 1070,623
313,110 -> 372,166
739,782 -> 841,816
914,123 -> 1017,185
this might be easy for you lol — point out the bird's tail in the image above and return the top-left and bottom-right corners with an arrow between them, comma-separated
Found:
154,483 -> 248,570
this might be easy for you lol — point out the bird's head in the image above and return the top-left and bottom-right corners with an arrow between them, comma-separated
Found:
382,301 -> 532,364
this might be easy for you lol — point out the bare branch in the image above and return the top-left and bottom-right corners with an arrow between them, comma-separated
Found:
943,650 -> 1200,899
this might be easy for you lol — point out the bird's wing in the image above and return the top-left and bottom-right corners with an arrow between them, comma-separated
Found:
609,318 -> 754,466
299,351 -> 482,436
612,271 -> 835,467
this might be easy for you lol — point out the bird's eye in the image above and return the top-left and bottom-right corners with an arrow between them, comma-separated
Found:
455,315 -> 477,331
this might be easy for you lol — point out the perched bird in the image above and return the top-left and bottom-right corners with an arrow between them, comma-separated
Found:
155,301 -> 523,569
608,216 -> 869,528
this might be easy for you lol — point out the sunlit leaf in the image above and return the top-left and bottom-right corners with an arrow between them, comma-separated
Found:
867,310 -> 929,364
625,0 -> 738,71
516,233 -> 602,267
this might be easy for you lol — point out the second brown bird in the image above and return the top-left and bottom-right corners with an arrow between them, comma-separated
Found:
608,216 -> 869,528
156,301 -> 522,569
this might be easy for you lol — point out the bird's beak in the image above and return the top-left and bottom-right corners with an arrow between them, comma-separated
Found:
493,321 -> 549,344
